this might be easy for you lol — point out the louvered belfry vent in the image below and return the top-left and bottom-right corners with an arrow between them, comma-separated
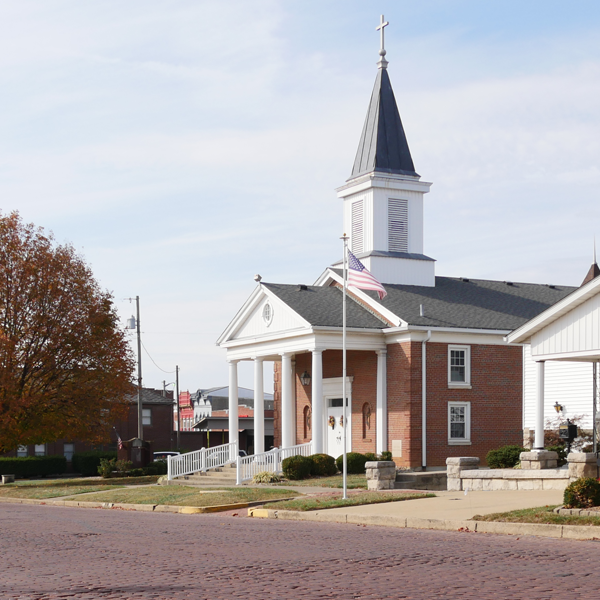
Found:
352,199 -> 364,254
388,198 -> 408,252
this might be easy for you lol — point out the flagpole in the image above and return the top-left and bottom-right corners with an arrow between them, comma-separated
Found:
341,233 -> 349,500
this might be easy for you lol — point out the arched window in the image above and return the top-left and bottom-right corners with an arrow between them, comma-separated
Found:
303,405 -> 311,439
362,403 -> 371,439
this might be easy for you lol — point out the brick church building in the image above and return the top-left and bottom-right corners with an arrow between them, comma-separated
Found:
218,24 -> 576,468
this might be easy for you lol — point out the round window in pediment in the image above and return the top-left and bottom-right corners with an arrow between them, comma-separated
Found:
262,302 -> 273,326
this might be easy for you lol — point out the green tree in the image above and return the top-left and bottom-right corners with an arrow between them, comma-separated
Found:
0,212 -> 135,453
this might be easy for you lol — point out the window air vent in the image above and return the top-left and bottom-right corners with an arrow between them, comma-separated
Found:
388,198 -> 408,253
351,200 -> 364,254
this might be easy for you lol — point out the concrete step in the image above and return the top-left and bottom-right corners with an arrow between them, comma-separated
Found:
166,466 -> 238,487
394,471 -> 447,491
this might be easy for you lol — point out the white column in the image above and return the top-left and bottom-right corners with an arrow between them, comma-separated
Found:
311,350 -> 324,454
535,360 -> 545,449
281,353 -> 293,448
253,358 -> 264,455
228,360 -> 239,460
376,349 -> 388,454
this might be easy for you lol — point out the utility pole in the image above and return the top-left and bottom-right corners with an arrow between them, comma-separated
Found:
135,296 -> 143,440
176,365 -> 180,451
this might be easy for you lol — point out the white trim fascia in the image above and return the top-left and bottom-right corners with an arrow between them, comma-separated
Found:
404,325 -> 511,336
336,174 -> 432,197
530,349 -> 600,362
506,278 -> 600,345
314,269 -> 336,287
216,284 -> 312,346
223,330 -> 387,362
220,326 -> 313,348
383,326 -> 511,346
324,269 -> 403,327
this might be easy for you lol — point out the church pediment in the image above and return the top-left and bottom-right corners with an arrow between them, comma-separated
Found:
217,285 -> 311,345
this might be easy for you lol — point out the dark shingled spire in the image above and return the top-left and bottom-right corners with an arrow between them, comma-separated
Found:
350,68 -> 418,179
581,262 -> 600,286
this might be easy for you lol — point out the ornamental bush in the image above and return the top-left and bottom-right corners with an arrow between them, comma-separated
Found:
308,453 -> 337,477
485,445 -> 526,469
282,455 -> 313,480
335,452 -> 369,474
252,471 -> 282,484
0,455 -> 67,477
72,451 -> 117,476
363,452 -> 378,462
564,477 -> 600,509
546,445 -> 568,467
380,451 -> 393,462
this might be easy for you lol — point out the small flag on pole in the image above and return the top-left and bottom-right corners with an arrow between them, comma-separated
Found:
347,250 -> 387,300
113,427 -> 123,450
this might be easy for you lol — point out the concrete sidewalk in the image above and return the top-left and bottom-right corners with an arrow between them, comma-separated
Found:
324,489 -> 565,521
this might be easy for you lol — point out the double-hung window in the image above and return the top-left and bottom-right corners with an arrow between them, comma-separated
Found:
142,408 -> 152,426
448,345 -> 471,388
448,402 -> 471,444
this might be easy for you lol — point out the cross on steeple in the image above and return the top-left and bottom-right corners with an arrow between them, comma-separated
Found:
376,15 -> 389,69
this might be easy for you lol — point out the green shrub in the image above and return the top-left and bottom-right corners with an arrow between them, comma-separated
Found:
142,461 -> 167,476
564,477 -> 600,508
252,471 -> 282,484
546,444 -> 568,467
282,455 -> 313,480
335,452 -> 368,474
128,468 -> 145,477
308,454 -> 338,476
485,445 -> 526,469
380,451 -> 392,462
72,451 -> 117,476
98,458 -> 116,478
0,456 -> 67,478
363,452 -> 378,462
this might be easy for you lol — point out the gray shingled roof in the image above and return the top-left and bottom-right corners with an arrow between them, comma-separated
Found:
127,387 -> 173,405
263,283 -> 388,329
265,277 -> 576,332
351,68 -> 418,179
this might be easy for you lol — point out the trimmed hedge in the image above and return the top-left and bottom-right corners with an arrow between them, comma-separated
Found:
0,456 -> 67,477
308,453 -> 338,477
546,444 -> 568,467
282,455 -> 313,480
564,477 -> 600,509
335,452 -> 369,474
485,445 -> 526,469
72,451 -> 117,477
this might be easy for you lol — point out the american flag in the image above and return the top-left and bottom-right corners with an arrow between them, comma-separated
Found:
347,250 -> 387,300
114,428 -> 123,450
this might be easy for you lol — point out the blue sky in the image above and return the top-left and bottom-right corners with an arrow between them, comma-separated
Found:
2,1 -> 600,393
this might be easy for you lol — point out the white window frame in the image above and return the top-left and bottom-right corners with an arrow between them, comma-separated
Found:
448,345 -> 471,389
34,444 -> 46,456
448,401 -> 471,445
63,443 -> 75,462
142,408 -> 152,426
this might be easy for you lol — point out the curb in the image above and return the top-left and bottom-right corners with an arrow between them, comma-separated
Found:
247,508 -> 600,540
0,495 -> 297,515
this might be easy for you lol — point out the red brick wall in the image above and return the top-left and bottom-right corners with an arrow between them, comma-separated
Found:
272,342 -> 523,467
424,342 -> 522,467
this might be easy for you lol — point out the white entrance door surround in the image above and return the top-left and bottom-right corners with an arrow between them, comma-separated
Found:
323,377 -> 352,458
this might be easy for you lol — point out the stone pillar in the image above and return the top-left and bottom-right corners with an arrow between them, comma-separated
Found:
281,352 -> 294,448
568,452 -> 598,482
519,450 -> 558,469
534,361 -> 545,449
228,360 -> 239,461
365,461 -> 396,491
253,357 -> 264,455
446,457 -> 480,491
311,350 -> 324,454
376,349 -> 387,454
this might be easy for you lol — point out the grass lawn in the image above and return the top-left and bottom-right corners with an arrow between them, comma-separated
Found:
268,491 -> 435,511
277,473 -> 368,489
472,506 -> 600,526
0,476 -> 159,500
75,486 -> 300,507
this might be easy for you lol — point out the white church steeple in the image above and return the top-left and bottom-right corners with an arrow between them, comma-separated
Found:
333,16 -> 435,287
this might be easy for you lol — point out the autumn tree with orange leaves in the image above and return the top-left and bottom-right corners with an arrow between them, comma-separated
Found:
0,212 -> 135,453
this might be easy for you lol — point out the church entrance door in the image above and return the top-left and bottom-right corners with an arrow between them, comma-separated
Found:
326,398 -> 349,458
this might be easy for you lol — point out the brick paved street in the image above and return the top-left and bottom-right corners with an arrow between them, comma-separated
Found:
2,504 -> 600,599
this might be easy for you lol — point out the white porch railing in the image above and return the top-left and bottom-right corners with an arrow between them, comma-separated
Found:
167,442 -> 237,481
236,441 -> 313,485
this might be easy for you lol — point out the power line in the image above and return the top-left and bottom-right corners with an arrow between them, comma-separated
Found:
140,339 -> 176,374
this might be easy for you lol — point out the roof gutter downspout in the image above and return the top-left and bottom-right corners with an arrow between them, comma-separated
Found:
422,330 -> 431,471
